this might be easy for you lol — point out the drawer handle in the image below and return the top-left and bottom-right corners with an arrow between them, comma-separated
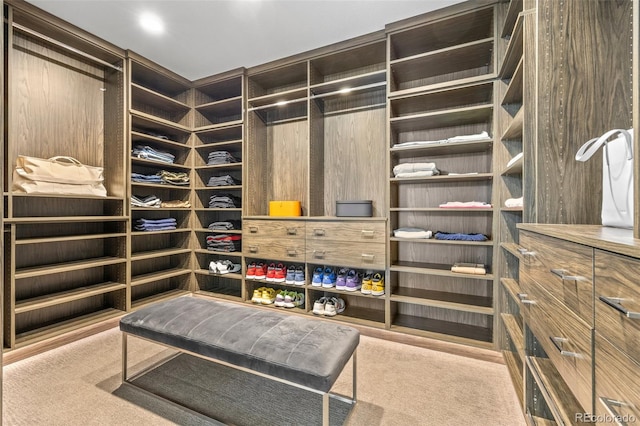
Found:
518,293 -> 536,305
549,336 -> 581,358
286,228 -> 297,236
313,250 -> 325,259
550,268 -> 584,282
361,253 -> 375,262
313,228 -> 326,236
286,248 -> 298,257
599,397 -> 630,425
249,226 -> 258,234
517,248 -> 536,256
361,230 -> 375,238
599,296 -> 640,319
248,246 -> 258,253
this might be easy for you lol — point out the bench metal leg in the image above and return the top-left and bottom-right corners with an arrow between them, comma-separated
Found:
122,332 -> 128,382
352,349 -> 357,403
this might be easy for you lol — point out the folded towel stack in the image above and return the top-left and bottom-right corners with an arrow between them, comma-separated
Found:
393,162 -> 440,178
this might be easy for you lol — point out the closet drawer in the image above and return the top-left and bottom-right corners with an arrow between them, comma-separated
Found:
595,333 -> 640,423
306,240 -> 385,269
594,250 -> 640,365
520,278 -> 593,412
244,220 -> 305,238
520,231 -> 594,325
306,221 -> 385,244
244,236 -> 306,261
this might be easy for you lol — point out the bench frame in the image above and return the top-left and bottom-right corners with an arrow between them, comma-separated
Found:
121,331 -> 357,426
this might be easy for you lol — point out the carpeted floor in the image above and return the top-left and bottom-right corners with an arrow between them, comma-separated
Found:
2,327 -> 525,425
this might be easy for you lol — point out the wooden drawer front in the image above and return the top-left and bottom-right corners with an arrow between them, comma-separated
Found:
306,240 -> 385,269
594,250 -> 640,365
244,220 -> 305,238
244,236 -> 306,261
520,231 -> 594,325
595,333 -> 640,424
522,280 -> 593,412
306,221 -> 386,244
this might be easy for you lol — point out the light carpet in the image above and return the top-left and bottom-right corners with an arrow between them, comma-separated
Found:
2,327 -> 525,425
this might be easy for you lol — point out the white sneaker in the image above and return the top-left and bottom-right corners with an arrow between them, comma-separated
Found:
313,297 -> 328,315
324,299 -> 337,317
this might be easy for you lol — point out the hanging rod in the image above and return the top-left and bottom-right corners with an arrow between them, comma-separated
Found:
12,22 -> 123,72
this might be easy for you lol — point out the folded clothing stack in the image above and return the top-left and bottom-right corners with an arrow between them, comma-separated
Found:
393,131 -> 492,149
434,231 -> 489,241
393,162 -> 440,178
207,220 -> 241,231
206,234 -> 241,252
451,262 -> 487,275
131,173 -> 163,184
207,174 -> 240,187
132,145 -> 175,164
134,217 -> 177,232
131,195 -> 161,208
505,197 -> 523,208
207,151 -> 238,165
393,227 -> 432,239
160,200 -> 191,208
131,170 -> 190,186
209,194 -> 241,208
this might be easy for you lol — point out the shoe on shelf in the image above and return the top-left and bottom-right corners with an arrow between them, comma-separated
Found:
332,296 -> 346,314
251,287 -> 266,304
312,267 -> 324,287
246,262 -> 257,279
209,261 -> 219,274
345,269 -> 362,291
294,265 -> 305,286
371,273 -> 385,296
274,263 -> 286,283
261,288 -> 277,304
324,298 -> 337,317
335,268 -> 348,290
254,262 -> 268,280
322,267 -> 337,288
284,292 -> 305,308
285,265 -> 296,284
219,260 -> 241,274
361,271 -> 373,295
274,290 -> 287,307
266,263 -> 277,282
313,297 -> 328,315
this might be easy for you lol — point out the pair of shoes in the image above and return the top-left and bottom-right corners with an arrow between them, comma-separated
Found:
313,296 -> 346,317
251,287 -> 277,304
246,262 -> 268,280
266,263 -> 286,282
311,267 -> 337,288
284,265 -> 306,285
336,268 -> 362,291
209,260 -> 241,274
274,290 -> 305,308
362,272 -> 384,296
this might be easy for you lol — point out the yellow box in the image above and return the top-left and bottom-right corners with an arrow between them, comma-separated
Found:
269,201 -> 301,217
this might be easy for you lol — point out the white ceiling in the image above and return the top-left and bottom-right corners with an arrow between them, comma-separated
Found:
26,0 -> 463,81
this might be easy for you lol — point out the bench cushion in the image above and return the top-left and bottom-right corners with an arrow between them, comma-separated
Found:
120,297 -> 360,392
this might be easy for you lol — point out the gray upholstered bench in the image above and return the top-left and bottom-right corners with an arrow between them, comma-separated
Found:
120,296 -> 359,425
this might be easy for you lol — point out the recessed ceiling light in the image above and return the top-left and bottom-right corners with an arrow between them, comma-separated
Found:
139,12 -> 164,35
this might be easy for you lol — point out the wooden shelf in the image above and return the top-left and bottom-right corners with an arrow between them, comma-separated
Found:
131,229 -> 191,236
502,107 -> 524,141
390,139 -> 493,158
194,249 -> 242,257
195,291 -> 243,303
502,350 -> 524,409
501,242 -> 523,259
390,207 -> 493,213
131,182 -> 191,191
194,139 -> 242,150
195,228 -> 242,234
310,70 -> 386,97
14,308 -> 124,348
499,14 -> 524,79
390,173 -> 493,184
390,261 -> 493,280
194,208 -> 242,212
501,207 -> 524,213
390,104 -> 493,133
247,87 -> 308,109
15,282 -> 126,314
15,232 -> 126,245
306,286 -> 385,301
194,162 -> 243,170
131,130 -> 190,149
502,0 -> 524,38
6,215 -> 127,224
131,289 -> 192,310
131,247 -> 191,261
390,237 -> 493,246
391,289 -> 493,315
194,185 -> 243,191
313,306 -> 386,328
195,95 -> 242,114
130,110 -> 191,134
501,313 -> 525,360
391,313 -> 493,346
131,83 -> 190,113
501,156 -> 523,175
193,120 -> 244,133
502,57 -> 523,107
194,269 -> 243,280
131,268 -> 192,287
501,278 -> 523,308
131,157 -> 191,171
131,207 -> 190,211
9,193 -> 123,201
15,256 -> 126,279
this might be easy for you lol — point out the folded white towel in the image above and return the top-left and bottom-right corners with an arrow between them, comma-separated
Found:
439,201 -> 492,208
506,152 -> 523,168
505,197 -> 524,208
395,169 -> 440,178
393,140 -> 445,148
393,162 -> 437,176
447,131 -> 491,143
393,228 -> 433,239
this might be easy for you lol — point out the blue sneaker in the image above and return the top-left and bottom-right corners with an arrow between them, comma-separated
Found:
294,265 -> 305,286
312,267 -> 324,287
322,267 -> 336,288
285,265 -> 296,284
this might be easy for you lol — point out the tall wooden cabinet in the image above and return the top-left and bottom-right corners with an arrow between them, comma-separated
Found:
3,1 -> 127,349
